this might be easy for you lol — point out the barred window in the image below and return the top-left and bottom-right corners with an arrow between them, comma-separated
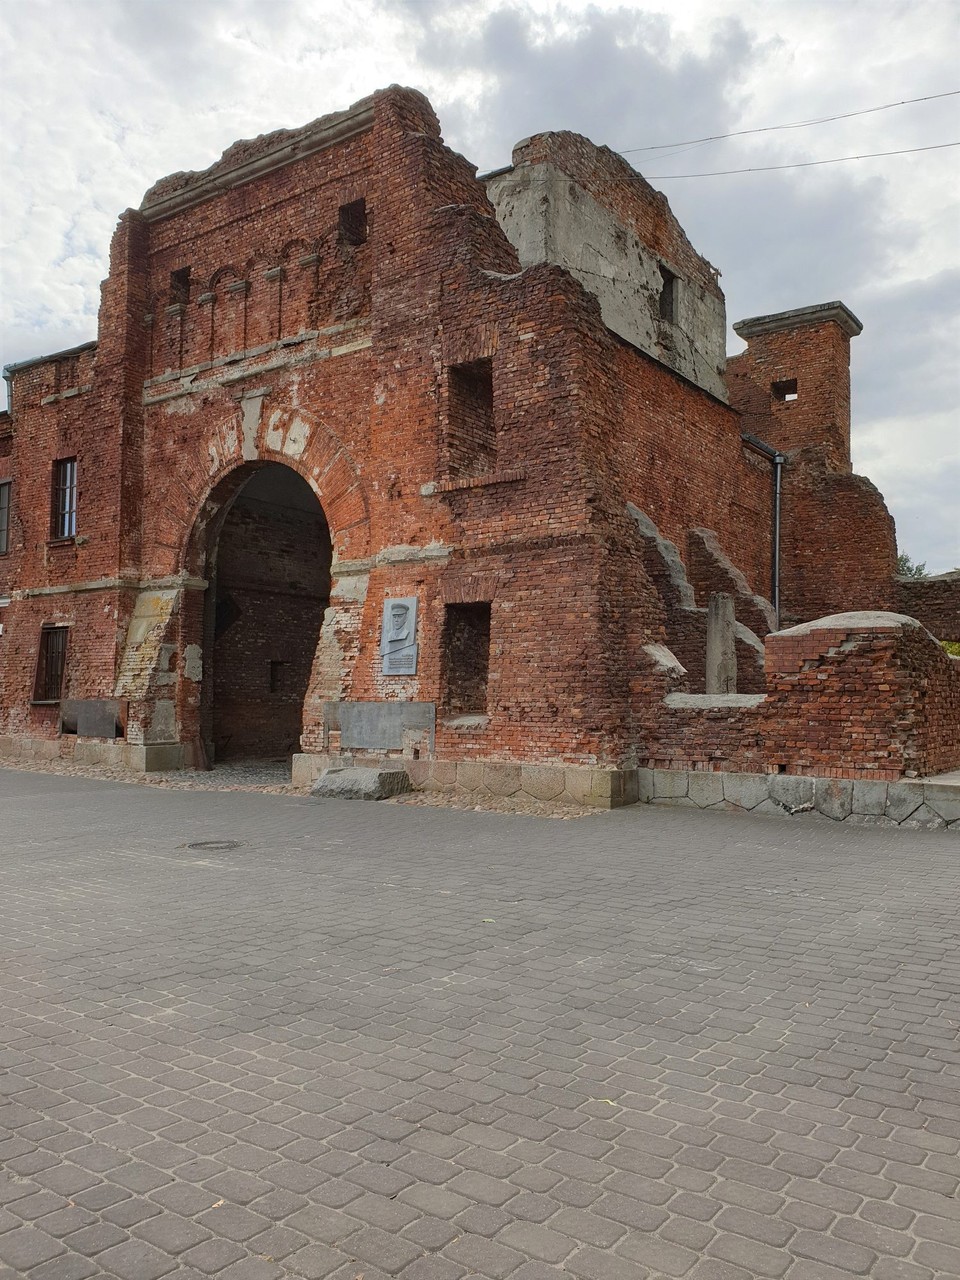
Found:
0,481 -> 10,555
52,457 -> 77,539
33,625 -> 69,703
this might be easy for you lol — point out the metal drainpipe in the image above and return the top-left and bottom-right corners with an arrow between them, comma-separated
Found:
741,433 -> 786,629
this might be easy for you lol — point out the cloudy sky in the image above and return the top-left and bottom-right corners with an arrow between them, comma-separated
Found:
1,0 -> 957,569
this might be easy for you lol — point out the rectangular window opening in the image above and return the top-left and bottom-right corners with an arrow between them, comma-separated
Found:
659,264 -> 679,324
442,603 -> 491,714
0,481 -> 10,555
447,358 -> 495,478
269,660 -> 287,694
33,625 -> 69,704
772,378 -> 798,402
170,266 -> 191,304
51,457 -> 77,539
338,198 -> 368,246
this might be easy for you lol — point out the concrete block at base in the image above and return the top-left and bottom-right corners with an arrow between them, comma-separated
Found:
521,765 -> 566,802
618,769 -> 641,807
922,783 -> 960,824
899,803 -> 946,831
754,798 -> 791,816
457,762 -> 484,792
816,779 -> 854,822
688,772 -> 724,808
429,761 -> 458,788
654,770 -> 689,799
852,780 -> 889,816
123,743 -> 186,772
885,783 -> 924,824
582,768 -> 637,808
403,760 -> 432,789
722,773 -> 769,810
770,774 -> 815,812
311,767 -> 412,801
293,753 -> 326,787
636,768 -> 654,803
483,763 -> 522,797
563,769 -> 594,805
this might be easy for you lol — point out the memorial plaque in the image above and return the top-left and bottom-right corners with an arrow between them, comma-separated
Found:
380,597 -> 418,676
325,701 -> 436,751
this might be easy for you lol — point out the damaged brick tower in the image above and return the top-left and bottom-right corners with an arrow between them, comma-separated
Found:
1,88 -> 958,808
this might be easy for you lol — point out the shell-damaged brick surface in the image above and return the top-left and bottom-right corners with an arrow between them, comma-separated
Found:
1,87 -> 957,794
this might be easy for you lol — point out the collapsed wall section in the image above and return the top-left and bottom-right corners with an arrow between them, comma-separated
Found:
486,133 -> 727,400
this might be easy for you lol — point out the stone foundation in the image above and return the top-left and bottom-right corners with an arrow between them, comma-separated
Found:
292,753 -> 639,809
640,768 -> 958,830
0,734 -> 194,772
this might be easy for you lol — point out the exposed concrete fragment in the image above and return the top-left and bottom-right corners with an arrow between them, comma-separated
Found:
885,784 -> 925,824
899,804 -> 947,831
687,772 -> 724,807
706,593 -> 737,694
483,764 -> 522,797
310,767 -> 412,801
485,156 -> 727,399
815,779 -> 854,821
654,770 -> 689,799
722,773 -> 769,810
770,775 -> 815,813
776,611 -> 925,637
521,765 -> 566,801
851,780 -> 889,816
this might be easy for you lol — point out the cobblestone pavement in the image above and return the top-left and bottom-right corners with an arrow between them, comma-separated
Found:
2,767 -> 959,1280
2,758 -> 594,817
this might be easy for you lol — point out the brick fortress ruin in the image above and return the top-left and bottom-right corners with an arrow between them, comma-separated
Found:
1,88 -> 958,814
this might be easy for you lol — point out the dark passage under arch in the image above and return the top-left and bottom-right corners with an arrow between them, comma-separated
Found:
202,463 -> 331,761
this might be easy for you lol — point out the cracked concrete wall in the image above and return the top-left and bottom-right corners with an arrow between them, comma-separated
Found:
486,159 -> 727,400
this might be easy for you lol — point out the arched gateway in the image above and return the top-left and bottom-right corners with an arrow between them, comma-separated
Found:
189,462 -> 331,763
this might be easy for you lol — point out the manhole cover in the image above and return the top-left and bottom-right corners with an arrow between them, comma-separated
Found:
185,840 -> 243,851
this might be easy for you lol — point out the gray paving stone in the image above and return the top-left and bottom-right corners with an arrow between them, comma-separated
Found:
284,1243 -> 349,1278
3,768 -> 959,1280
95,1237 -> 176,1279
0,1227 -> 65,1272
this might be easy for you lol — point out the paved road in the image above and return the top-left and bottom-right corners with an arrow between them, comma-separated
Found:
1,768 -> 958,1280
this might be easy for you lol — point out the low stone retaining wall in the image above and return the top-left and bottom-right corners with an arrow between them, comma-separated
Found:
3,736 -> 955,828
640,768 -> 958,830
294,753 -> 958,828
293,753 -> 639,808
0,734 -> 189,772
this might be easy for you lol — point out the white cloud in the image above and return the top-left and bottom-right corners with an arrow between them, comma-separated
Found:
1,0 -> 957,568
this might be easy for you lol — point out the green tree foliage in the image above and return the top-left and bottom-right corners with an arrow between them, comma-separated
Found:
896,553 -> 927,578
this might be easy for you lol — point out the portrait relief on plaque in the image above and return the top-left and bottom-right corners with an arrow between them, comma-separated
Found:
380,597 -> 418,675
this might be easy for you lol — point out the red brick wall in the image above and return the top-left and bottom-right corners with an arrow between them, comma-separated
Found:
0,86 -> 951,787
728,321 -> 853,470
647,619 -> 960,779
897,572 -> 960,642
779,461 -> 897,625
728,321 -> 898,626
763,619 -> 960,778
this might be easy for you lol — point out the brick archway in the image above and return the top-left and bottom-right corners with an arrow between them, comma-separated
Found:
183,461 -> 333,763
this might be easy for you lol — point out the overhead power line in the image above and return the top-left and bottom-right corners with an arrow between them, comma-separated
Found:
645,140 -> 959,179
621,89 -> 960,155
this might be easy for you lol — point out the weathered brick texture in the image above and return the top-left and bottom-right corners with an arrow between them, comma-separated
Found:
897,571 -> 960,642
1,87 -> 955,782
